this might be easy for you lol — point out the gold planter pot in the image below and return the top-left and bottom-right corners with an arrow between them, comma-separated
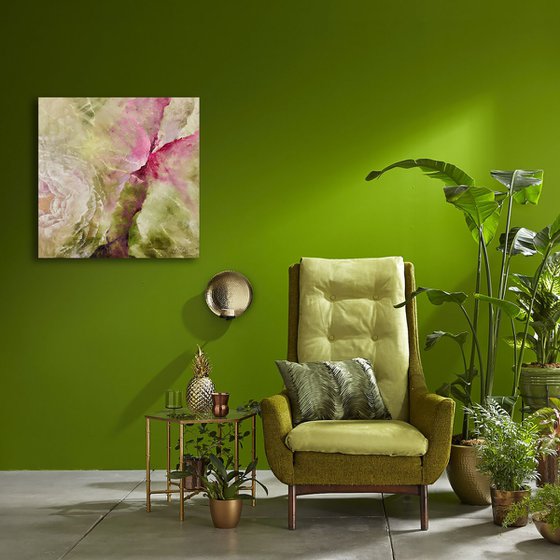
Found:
446,443 -> 491,505
491,488 -> 530,527
209,498 -> 243,528
534,517 -> 560,544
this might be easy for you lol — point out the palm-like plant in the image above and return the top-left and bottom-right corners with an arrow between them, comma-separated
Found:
508,252 -> 560,365
367,159 -> 560,437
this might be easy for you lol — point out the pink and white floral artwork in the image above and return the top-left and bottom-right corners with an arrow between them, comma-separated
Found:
38,97 -> 199,258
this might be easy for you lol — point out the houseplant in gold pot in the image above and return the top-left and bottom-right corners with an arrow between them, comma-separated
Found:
467,400 -> 539,526
173,454 -> 267,528
368,159 -> 560,504
503,484 -> 560,544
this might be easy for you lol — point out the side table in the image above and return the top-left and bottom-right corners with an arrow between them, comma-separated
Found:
145,408 -> 257,521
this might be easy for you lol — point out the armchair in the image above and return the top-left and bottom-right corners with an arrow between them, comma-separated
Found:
261,257 -> 455,530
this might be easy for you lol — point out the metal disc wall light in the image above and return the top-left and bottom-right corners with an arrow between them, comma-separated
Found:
205,271 -> 253,319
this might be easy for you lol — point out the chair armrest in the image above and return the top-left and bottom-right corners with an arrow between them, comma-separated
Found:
410,387 -> 455,485
260,391 -> 294,485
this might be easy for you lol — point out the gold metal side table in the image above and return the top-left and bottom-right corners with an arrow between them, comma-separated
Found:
145,408 -> 257,521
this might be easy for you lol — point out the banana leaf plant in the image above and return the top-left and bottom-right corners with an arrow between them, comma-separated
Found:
366,159 -> 556,438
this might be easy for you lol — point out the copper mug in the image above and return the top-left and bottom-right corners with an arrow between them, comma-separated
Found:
212,392 -> 230,417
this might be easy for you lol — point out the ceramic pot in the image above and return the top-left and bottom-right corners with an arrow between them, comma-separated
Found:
519,365 -> 560,411
209,498 -> 242,528
491,487 -> 530,527
534,516 -> 560,544
447,443 -> 491,505
212,392 -> 230,417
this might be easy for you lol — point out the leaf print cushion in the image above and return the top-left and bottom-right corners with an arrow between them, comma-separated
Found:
275,358 -> 391,424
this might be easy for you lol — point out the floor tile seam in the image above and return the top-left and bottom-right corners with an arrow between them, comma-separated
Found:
56,477 -> 145,560
381,493 -> 397,560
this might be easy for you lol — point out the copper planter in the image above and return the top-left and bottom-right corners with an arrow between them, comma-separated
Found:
447,444 -> 492,505
212,392 -> 230,418
534,517 -> 560,544
537,454 -> 559,487
209,498 -> 242,528
491,488 -> 530,527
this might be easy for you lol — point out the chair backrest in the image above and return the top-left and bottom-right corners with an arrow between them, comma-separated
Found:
287,257 -> 421,421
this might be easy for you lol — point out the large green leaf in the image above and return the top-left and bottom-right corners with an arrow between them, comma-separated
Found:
365,158 -> 474,186
473,293 -> 523,318
497,227 -> 537,256
490,169 -> 543,205
534,213 -> 560,254
425,330 -> 468,351
444,186 -> 500,227
394,287 -> 468,308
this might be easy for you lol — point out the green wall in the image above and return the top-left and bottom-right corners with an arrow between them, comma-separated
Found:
2,0 -> 560,469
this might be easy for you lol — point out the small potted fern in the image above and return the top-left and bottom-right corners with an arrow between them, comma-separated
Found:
466,400 -> 539,526
503,484 -> 560,544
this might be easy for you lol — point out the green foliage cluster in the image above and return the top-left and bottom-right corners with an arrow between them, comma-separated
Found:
508,252 -> 560,365
503,484 -> 560,530
466,400 -> 539,491
171,454 -> 268,501
368,159 -> 560,438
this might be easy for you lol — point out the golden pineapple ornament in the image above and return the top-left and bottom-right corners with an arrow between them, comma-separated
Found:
186,345 -> 215,413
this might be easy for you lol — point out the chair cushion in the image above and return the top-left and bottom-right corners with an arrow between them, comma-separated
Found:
297,257 -> 410,420
285,420 -> 428,457
275,358 -> 391,424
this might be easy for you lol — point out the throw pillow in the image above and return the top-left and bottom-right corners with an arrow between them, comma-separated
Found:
275,357 -> 391,424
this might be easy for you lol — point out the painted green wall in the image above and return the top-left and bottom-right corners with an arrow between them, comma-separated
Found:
2,0 -> 560,469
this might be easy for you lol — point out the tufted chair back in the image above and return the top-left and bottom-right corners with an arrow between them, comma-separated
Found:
287,257 -> 410,420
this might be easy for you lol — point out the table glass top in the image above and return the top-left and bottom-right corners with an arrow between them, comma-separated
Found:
146,407 -> 257,423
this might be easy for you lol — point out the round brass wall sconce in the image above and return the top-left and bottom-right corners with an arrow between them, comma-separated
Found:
205,271 -> 253,319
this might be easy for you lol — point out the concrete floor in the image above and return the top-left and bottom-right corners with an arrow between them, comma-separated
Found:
0,471 -> 555,559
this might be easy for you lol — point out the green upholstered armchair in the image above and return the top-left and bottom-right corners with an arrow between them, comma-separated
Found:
261,257 -> 455,530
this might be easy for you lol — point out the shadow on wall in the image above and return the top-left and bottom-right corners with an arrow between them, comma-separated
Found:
116,292 -> 230,432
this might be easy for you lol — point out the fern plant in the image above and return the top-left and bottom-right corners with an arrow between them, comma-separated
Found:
466,400 -> 539,490
503,484 -> 560,530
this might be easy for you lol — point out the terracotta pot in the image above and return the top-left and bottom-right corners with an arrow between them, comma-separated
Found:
537,454 -> 559,487
534,516 -> 560,544
519,365 -> 560,411
447,443 -> 491,505
209,498 -> 242,528
491,487 -> 530,527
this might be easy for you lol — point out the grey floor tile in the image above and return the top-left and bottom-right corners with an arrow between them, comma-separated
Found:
0,471 -> 143,560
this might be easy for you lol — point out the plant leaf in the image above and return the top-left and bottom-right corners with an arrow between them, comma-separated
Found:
497,227 -> 537,257
365,158 -> 474,186
444,186 -> 500,228
473,293 -> 523,318
425,330 -> 468,351
490,169 -> 543,205
394,287 -> 468,308
534,214 -> 560,254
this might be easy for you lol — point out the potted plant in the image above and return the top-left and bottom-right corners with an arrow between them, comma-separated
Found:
503,484 -> 560,544
466,400 -> 539,526
367,159 -> 560,504
171,401 -> 259,490
172,454 -> 268,528
532,398 -> 560,485
508,252 -> 560,410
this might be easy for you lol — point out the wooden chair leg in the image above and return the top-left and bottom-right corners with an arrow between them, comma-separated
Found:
288,485 -> 296,530
420,485 -> 428,531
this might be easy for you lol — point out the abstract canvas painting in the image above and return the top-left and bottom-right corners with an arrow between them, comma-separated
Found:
38,97 -> 199,258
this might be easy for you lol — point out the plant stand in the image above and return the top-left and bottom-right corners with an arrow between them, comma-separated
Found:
145,408 -> 257,521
